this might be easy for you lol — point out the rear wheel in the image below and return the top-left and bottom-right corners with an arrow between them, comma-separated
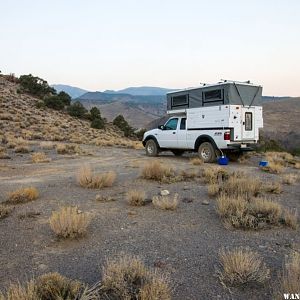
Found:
198,142 -> 216,163
171,150 -> 185,156
145,139 -> 159,157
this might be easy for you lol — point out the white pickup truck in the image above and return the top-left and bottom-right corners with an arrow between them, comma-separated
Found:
142,81 -> 263,162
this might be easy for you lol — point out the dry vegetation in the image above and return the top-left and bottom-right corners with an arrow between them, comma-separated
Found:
49,206 -> 91,239
274,251 -> 300,299
190,157 -> 204,166
40,141 -> 55,149
126,189 -> 146,206
6,187 -> 39,204
261,151 -> 297,174
141,161 -> 180,183
152,194 -> 179,210
31,152 -> 51,163
0,205 -> 13,220
282,173 -> 298,185
99,254 -> 171,300
217,247 -> 270,287
0,273 -> 82,300
77,164 -> 116,189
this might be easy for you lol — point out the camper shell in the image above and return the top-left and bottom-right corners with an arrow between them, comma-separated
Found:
167,81 -> 262,112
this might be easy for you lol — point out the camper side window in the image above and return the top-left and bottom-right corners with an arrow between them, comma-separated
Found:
171,94 -> 189,107
203,89 -> 224,106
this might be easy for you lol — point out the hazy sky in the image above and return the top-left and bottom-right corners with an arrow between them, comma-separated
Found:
1,0 -> 300,96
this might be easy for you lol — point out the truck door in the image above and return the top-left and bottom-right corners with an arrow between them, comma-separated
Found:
158,118 -> 179,148
176,118 -> 187,149
241,107 -> 255,140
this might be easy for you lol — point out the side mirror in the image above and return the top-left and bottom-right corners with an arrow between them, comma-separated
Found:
158,125 -> 164,130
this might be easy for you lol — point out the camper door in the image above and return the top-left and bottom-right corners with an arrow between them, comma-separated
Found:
241,107 -> 255,140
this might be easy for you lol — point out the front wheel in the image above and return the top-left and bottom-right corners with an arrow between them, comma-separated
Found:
145,139 -> 159,157
198,142 -> 216,163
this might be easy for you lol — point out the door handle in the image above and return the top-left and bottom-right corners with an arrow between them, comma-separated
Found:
173,132 -> 176,134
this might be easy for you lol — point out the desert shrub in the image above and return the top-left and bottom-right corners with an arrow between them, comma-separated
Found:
202,166 -> 229,184
91,117 -> 105,129
100,254 -> 171,300
217,247 -> 270,286
49,206 -> 91,238
274,251 -> 300,299
40,141 -> 55,150
152,194 -> 179,210
44,95 -> 65,110
126,189 -> 146,206
67,101 -> 88,118
7,187 -> 39,204
14,145 -> 30,153
262,161 -> 285,174
264,181 -> 282,194
31,152 -> 51,163
190,157 -> 204,166
19,74 -> 55,98
216,194 -> 296,229
282,209 -> 298,229
0,273 -> 82,300
207,183 -> 220,197
282,173 -> 298,185
113,115 -> 135,137
77,164 -> 116,189
35,272 -> 82,299
0,205 -> 13,220
141,161 -> 175,182
56,143 -> 81,154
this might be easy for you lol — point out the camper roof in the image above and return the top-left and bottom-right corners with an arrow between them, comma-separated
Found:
167,80 -> 260,95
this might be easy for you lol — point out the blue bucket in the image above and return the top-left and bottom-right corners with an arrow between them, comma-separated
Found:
218,156 -> 229,165
259,160 -> 268,167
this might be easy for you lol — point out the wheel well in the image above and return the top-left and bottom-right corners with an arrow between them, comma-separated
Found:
194,135 -> 217,151
143,135 -> 160,147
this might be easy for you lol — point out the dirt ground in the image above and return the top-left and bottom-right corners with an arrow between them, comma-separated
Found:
0,144 -> 299,299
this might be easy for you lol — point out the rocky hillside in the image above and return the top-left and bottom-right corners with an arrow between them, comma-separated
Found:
0,76 -> 135,147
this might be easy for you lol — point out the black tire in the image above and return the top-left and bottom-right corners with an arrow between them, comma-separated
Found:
198,142 -> 216,163
145,139 -> 159,157
171,150 -> 185,156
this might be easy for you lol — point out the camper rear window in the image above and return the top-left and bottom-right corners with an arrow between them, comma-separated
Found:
171,94 -> 189,107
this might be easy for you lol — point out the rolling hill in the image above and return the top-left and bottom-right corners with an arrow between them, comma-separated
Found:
51,84 -> 88,99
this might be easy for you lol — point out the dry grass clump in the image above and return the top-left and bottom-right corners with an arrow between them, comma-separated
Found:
56,143 -> 81,155
141,161 -> 175,183
7,187 -> 39,204
264,181 -> 283,194
262,160 -> 285,174
265,151 -> 294,165
282,209 -> 298,230
77,164 -> 116,189
282,173 -> 298,185
0,273 -> 82,300
14,145 -> 30,153
100,254 -> 171,300
31,152 -> 51,163
202,166 -> 229,184
152,194 -> 179,210
126,189 -> 146,206
0,146 -> 9,159
0,205 -> 13,220
216,194 -> 296,229
217,247 -> 270,287
35,272 -> 82,299
190,157 -> 204,165
274,251 -> 300,299
294,162 -> 300,169
207,183 -> 220,197
40,141 -> 55,149
49,206 -> 91,238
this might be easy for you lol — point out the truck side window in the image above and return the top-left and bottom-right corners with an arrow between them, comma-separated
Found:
164,118 -> 178,130
180,118 -> 186,130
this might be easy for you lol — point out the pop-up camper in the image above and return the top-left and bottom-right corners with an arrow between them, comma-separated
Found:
142,80 -> 263,162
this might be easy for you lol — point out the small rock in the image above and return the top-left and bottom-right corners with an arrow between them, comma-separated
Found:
77,210 -> 82,214
182,198 -> 193,203
202,200 -> 209,205
38,264 -> 48,271
160,190 -> 170,196
183,186 -> 189,190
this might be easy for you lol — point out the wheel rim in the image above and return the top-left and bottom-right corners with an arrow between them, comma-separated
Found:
201,147 -> 211,160
147,143 -> 154,154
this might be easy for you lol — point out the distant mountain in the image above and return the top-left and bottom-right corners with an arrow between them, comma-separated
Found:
51,84 -> 89,99
104,86 -> 176,96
